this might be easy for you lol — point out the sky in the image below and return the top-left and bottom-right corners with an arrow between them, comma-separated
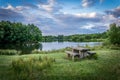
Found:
0,0 -> 120,35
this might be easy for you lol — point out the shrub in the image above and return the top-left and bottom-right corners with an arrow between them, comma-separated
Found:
0,49 -> 20,55
87,53 -> 98,60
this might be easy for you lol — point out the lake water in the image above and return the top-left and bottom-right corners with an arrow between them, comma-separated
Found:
0,42 -> 102,54
41,42 -> 102,51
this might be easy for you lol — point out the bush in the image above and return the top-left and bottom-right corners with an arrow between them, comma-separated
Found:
0,49 -> 20,55
87,53 -> 98,60
11,56 -> 55,80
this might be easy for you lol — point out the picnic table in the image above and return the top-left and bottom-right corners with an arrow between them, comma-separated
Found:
66,47 -> 95,61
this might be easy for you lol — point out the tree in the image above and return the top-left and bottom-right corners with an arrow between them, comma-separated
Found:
108,23 -> 120,45
0,21 -> 42,43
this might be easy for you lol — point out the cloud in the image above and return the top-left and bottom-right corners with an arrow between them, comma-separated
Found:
0,0 -> 118,35
82,0 -> 96,8
21,0 -> 48,9
4,4 -> 14,10
42,12 -> 107,35
0,3 -> 106,35
105,6 -> 120,18
75,12 -> 98,18
23,3 -> 38,9
0,7 -> 24,21
37,0 -> 62,13
54,12 -> 102,25
81,0 -> 104,8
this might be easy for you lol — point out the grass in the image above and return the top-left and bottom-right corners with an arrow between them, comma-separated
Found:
0,49 -> 120,80
11,56 -> 55,80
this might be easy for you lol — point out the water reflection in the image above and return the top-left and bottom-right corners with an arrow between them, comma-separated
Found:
0,43 -> 42,54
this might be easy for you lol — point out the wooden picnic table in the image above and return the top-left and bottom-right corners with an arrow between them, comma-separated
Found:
66,47 -> 90,60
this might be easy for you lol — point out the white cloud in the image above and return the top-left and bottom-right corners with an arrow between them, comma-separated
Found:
40,0 -> 54,12
81,24 -> 94,29
75,12 -> 97,18
4,4 -> 14,10
82,0 -> 104,8
37,0 -> 61,13
82,0 -> 95,8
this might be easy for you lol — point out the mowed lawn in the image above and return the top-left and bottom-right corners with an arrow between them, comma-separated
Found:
0,49 -> 120,80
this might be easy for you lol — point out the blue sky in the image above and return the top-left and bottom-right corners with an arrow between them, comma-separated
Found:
0,0 -> 120,35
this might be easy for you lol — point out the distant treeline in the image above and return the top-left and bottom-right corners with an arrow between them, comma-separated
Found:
0,21 -> 42,43
42,32 -> 108,42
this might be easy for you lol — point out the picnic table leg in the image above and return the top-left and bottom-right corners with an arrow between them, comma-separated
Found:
72,55 -> 74,61
81,53 -> 83,58
68,54 -> 70,57
83,52 -> 85,58
79,51 -> 81,59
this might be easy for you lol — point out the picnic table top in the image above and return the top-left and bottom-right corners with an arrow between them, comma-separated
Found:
72,47 -> 90,51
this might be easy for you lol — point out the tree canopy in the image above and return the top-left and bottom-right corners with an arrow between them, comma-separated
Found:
0,21 -> 42,43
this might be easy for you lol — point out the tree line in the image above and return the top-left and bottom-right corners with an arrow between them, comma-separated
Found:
0,21 -> 42,43
42,32 -> 108,42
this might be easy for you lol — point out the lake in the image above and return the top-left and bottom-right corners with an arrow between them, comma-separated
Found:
41,42 -> 102,51
0,42 -> 102,54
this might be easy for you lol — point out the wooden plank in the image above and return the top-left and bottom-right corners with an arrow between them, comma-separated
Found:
65,51 -> 79,56
72,47 -> 90,51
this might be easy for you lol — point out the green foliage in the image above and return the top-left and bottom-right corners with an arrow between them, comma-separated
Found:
0,21 -> 42,43
42,32 -> 107,42
87,53 -> 98,60
108,23 -> 120,45
42,36 -> 58,42
11,56 -> 55,80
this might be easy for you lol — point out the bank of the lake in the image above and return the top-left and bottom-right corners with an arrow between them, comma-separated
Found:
0,48 -> 120,80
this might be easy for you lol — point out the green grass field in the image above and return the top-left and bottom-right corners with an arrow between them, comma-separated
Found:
0,49 -> 120,80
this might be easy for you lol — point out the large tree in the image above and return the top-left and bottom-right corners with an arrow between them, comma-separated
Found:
0,21 -> 42,43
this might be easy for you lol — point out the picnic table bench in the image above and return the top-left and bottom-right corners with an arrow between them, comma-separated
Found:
66,47 -> 96,61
